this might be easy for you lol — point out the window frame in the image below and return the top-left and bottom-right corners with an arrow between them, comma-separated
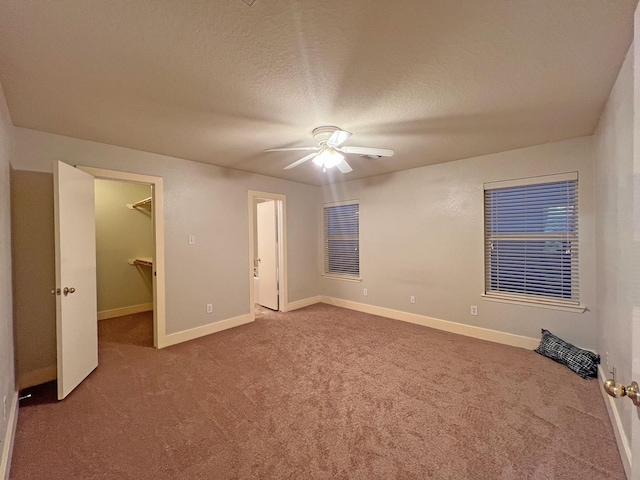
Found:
482,172 -> 584,312
323,200 -> 361,281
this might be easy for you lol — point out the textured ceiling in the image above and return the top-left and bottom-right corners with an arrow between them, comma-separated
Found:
0,1 -> 637,185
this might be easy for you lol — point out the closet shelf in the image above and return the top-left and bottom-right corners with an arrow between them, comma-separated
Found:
127,257 -> 153,267
127,197 -> 152,209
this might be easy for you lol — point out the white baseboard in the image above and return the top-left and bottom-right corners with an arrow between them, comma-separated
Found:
98,303 -> 153,321
320,296 -> 540,350
17,365 -> 57,390
158,313 -> 253,348
283,296 -> 322,312
598,365 -> 631,478
1,390 -> 18,480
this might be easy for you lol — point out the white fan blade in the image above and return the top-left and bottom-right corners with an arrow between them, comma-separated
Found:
327,129 -> 352,147
284,152 -> 318,170
336,159 -> 353,173
339,146 -> 394,157
266,146 -> 319,152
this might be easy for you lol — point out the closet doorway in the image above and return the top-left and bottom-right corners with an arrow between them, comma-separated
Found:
78,166 -> 166,348
248,191 -> 287,316
94,179 -> 154,346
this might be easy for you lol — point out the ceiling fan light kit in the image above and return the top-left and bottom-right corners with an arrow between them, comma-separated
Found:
313,148 -> 344,171
265,125 -> 394,174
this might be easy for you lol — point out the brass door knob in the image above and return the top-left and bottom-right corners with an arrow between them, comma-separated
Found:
604,379 -> 640,406
626,381 -> 640,406
63,287 -> 76,296
604,378 -> 626,398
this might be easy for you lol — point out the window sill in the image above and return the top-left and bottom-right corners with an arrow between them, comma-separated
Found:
481,294 -> 586,313
322,274 -> 362,283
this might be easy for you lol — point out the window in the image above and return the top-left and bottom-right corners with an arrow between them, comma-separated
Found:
323,201 -> 359,279
484,173 -> 579,306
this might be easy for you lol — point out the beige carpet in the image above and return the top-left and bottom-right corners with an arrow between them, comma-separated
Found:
11,304 -> 625,479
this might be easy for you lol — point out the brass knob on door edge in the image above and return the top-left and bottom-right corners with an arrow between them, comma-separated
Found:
63,287 -> 76,296
604,379 -> 640,406
626,381 -> 640,406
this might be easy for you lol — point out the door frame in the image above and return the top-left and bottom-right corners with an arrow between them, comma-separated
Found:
78,166 -> 166,349
248,190 -> 287,316
632,5 -> 640,477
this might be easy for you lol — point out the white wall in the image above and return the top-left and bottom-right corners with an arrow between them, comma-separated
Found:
11,126 -> 321,344
594,45 -> 634,445
95,179 -> 153,313
0,81 -> 16,474
321,136 -> 597,348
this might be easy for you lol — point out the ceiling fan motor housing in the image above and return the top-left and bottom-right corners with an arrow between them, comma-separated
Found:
312,125 -> 341,144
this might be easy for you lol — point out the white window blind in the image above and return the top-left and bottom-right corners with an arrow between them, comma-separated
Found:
484,173 -> 579,305
324,201 -> 359,278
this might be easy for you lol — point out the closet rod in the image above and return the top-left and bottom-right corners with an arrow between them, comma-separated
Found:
128,257 -> 153,267
127,197 -> 152,209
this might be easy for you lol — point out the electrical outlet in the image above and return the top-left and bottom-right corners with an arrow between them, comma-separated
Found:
3,396 -> 6,421
363,288 -> 368,296
410,295 -> 416,304
470,305 -> 478,316
206,304 -> 213,314
605,351 -> 610,371
188,235 -> 196,245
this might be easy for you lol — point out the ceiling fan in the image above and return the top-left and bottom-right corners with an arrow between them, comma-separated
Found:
265,126 -> 394,173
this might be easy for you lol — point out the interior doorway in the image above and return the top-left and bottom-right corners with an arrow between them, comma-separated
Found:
256,199 -> 279,310
94,179 -> 154,347
78,166 -> 166,348
248,191 -> 287,317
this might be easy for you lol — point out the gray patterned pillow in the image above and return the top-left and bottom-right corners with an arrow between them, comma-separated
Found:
534,329 -> 599,379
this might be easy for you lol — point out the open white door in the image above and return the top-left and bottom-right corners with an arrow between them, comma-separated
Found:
256,200 -> 278,310
54,161 -> 98,400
